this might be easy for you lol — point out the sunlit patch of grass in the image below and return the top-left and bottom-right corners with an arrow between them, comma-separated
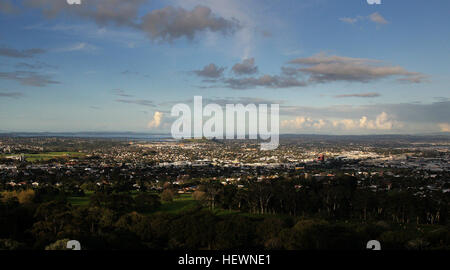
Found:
156,194 -> 198,214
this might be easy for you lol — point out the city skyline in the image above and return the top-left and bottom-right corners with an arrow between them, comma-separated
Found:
0,0 -> 449,134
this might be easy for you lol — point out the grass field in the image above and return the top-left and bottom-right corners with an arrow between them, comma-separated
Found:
66,192 -> 272,217
26,152 -> 85,162
1,152 -> 86,162
156,194 -> 199,214
67,192 -> 199,213
67,191 -> 93,206
67,196 -> 91,207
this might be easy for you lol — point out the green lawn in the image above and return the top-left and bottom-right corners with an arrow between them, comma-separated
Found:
67,196 -> 90,207
26,152 -> 86,162
67,192 -> 199,214
67,191 -> 280,218
156,194 -> 198,214
67,191 -> 93,207
1,152 -> 86,162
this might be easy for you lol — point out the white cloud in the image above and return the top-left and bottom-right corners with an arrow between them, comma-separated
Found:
334,112 -> 396,130
282,112 -> 398,132
369,12 -> 389,25
313,119 -> 327,129
333,119 -> 358,130
148,111 -> 163,129
339,12 -> 388,26
56,42 -> 97,52
438,123 -> 450,132
281,117 -> 327,129
339,17 -> 358,24
374,112 -> 394,130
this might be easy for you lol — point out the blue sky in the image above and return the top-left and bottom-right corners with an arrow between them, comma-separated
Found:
0,0 -> 449,134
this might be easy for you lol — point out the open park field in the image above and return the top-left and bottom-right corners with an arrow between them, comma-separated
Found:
0,152 -> 86,162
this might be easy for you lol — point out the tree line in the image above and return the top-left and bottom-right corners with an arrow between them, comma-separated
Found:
0,175 -> 449,250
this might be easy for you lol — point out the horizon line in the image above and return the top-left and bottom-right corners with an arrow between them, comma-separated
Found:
0,131 -> 449,137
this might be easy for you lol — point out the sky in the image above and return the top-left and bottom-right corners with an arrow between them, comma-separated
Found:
0,0 -> 449,134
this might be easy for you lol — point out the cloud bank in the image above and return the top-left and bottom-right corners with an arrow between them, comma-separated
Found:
282,112 -> 398,131
23,1 -> 240,42
193,52 -> 426,89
